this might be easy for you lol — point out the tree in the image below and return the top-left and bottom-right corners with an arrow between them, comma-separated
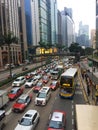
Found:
0,32 -> 18,77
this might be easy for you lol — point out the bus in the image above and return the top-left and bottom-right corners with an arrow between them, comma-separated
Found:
75,104 -> 98,130
59,67 -> 78,99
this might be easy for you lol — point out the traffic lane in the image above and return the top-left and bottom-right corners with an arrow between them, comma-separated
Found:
44,90 -> 73,130
3,85 -> 59,130
74,85 -> 86,104
0,62 -> 42,82
35,89 -> 59,130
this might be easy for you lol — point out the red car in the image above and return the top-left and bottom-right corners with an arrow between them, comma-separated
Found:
25,73 -> 32,80
47,110 -> 66,130
42,76 -> 49,84
8,87 -> 24,100
12,94 -> 32,112
49,81 -> 59,90
33,82 -> 43,93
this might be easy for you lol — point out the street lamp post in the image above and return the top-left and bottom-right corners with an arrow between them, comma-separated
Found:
92,48 -> 94,101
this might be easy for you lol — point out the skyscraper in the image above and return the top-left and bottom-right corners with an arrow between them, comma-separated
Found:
50,0 -> 58,45
96,0 -> 98,49
61,7 -> 75,47
24,0 -> 51,55
0,0 -> 22,67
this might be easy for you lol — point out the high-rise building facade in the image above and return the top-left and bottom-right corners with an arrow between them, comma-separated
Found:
24,0 -> 51,55
0,0 -> 22,68
50,0 -> 58,45
96,0 -> 98,49
57,10 -> 62,44
91,29 -> 96,49
61,7 -> 75,47
78,21 -> 89,47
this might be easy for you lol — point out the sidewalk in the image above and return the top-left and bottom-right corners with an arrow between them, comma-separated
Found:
80,62 -> 98,105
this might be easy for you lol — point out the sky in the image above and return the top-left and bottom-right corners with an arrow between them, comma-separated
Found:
57,0 -> 96,33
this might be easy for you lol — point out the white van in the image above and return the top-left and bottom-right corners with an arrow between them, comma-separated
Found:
34,87 -> 51,106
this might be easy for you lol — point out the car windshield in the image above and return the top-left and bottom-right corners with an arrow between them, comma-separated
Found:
15,78 -> 20,82
49,120 -> 63,129
19,118 -> 32,126
37,92 -> 46,98
10,89 -> 17,94
28,79 -> 33,82
17,99 -> 25,103
51,82 -> 56,85
37,82 -> 42,86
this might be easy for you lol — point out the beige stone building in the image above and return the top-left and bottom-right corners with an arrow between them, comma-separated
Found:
91,29 -> 96,49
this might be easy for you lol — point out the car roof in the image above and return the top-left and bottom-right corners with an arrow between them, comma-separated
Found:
18,94 -> 28,99
52,81 -> 57,84
51,111 -> 63,122
23,110 -> 37,119
40,87 -> 50,93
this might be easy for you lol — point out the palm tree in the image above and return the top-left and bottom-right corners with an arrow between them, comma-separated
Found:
0,32 -> 18,77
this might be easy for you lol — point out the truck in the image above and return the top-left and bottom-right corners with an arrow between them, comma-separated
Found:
0,90 -> 9,109
0,110 -> 6,130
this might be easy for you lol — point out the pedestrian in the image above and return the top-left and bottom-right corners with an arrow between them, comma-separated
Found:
87,85 -> 90,96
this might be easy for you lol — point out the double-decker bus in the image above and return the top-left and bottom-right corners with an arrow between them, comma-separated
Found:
59,67 -> 78,99
75,104 -> 98,130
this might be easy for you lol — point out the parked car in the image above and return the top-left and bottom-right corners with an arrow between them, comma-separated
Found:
47,110 -> 66,130
12,76 -> 26,87
49,81 -> 59,90
15,109 -> 40,130
33,82 -> 43,93
22,66 -> 28,71
12,94 -> 32,112
8,87 -> 24,100
4,63 -> 15,69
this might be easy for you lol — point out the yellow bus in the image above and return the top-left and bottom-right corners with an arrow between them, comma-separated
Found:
75,104 -> 98,130
59,67 -> 78,99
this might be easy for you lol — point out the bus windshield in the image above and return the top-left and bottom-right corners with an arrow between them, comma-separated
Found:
60,76 -> 72,87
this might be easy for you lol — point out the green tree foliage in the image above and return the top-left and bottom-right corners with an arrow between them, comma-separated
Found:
85,47 -> 93,55
0,32 -> 18,77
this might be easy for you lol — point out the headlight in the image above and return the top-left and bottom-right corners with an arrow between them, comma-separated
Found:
42,100 -> 46,105
17,83 -> 20,86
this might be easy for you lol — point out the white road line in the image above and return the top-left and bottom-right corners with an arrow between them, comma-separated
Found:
72,111 -> 74,116
6,108 -> 12,115
72,118 -> 74,125
72,104 -> 74,109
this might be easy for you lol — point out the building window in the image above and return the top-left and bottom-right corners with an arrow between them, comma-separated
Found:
1,47 -> 3,50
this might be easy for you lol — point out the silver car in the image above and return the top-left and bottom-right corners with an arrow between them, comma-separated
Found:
15,109 -> 40,130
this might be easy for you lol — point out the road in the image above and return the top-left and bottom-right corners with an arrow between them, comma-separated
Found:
0,62 -> 87,130
0,62 -> 44,82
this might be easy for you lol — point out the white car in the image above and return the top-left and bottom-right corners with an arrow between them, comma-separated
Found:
34,74 -> 42,80
14,109 -> 40,130
24,78 -> 34,88
12,76 -> 26,87
34,87 -> 51,106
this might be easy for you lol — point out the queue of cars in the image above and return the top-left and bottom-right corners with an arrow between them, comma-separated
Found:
1,60 -> 68,130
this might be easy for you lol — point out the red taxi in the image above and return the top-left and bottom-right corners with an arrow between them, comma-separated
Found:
8,87 -> 24,100
49,81 -> 59,90
47,110 -> 66,130
12,94 -> 32,112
